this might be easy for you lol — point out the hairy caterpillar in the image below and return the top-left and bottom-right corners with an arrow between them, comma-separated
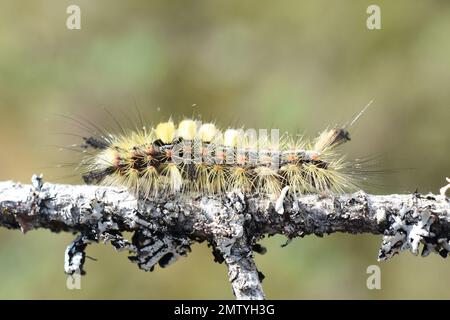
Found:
74,104 -> 374,198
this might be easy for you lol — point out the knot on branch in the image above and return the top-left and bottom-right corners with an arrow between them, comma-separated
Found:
196,191 -> 265,300
195,192 -> 248,242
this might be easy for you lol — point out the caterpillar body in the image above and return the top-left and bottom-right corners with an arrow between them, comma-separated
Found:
77,115 -> 370,199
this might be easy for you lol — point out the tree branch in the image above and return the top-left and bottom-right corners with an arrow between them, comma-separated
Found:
0,175 -> 449,299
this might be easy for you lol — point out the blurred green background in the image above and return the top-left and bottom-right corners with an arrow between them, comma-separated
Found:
0,0 -> 449,299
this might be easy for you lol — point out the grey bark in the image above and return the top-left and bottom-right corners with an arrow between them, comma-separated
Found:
0,175 -> 449,299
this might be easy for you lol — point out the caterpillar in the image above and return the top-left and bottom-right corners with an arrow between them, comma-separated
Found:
75,105 -> 373,199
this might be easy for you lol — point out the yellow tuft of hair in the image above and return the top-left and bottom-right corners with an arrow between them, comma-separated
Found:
223,129 -> 242,147
140,165 -> 160,198
198,123 -> 217,143
94,148 -> 118,169
161,163 -> 183,193
253,166 -> 281,195
155,120 -> 176,144
280,163 -> 309,193
209,164 -> 227,194
123,168 -> 141,194
194,163 -> 210,193
229,166 -> 253,192
178,119 -> 197,140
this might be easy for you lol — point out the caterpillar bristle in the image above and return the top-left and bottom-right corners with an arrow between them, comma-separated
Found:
124,168 -> 140,194
229,166 -> 253,192
140,165 -> 160,198
76,117 -> 370,199
280,163 -> 309,194
161,163 -> 183,193
194,163 -> 210,193
209,164 -> 228,194
253,166 -> 282,195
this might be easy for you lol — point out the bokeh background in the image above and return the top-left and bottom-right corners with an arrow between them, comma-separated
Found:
0,0 -> 449,299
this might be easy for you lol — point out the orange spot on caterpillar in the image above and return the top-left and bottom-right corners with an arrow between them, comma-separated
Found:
215,151 -> 225,161
146,146 -> 154,155
259,155 -> 272,165
237,155 -> 247,165
113,154 -> 121,167
287,154 -> 298,162
182,146 -> 192,154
